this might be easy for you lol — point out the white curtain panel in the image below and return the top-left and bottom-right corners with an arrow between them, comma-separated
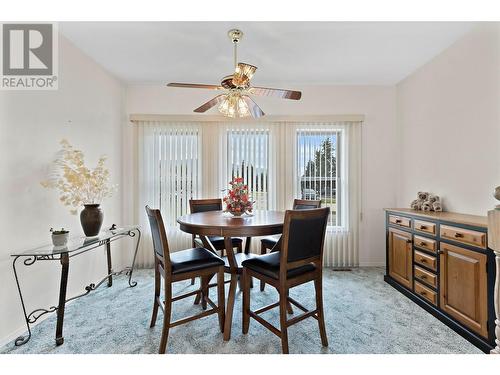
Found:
134,119 -> 361,268
136,121 -> 202,268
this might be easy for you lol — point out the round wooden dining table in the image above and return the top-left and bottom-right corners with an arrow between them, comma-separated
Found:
177,210 -> 285,340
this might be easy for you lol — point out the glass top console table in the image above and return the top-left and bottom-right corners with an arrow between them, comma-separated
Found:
11,225 -> 141,346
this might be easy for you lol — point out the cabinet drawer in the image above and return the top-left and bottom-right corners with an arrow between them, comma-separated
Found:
440,225 -> 486,249
414,266 -> 437,288
414,235 -> 436,253
389,215 -> 411,228
414,220 -> 436,236
414,250 -> 437,271
414,281 -> 437,305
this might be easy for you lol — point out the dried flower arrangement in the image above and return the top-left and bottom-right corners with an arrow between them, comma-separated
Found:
410,191 -> 442,212
41,139 -> 116,215
223,177 -> 254,216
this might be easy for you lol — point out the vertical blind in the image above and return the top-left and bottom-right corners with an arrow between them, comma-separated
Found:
137,121 -> 202,267
226,128 -> 270,210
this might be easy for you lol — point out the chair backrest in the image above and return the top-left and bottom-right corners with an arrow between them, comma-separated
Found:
189,198 -> 222,213
280,207 -> 330,274
293,199 -> 322,210
145,206 -> 171,269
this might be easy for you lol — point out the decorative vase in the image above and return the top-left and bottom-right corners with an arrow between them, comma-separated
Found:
80,204 -> 104,237
229,210 -> 245,217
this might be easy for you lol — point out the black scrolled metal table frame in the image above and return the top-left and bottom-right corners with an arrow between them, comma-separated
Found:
11,227 -> 141,346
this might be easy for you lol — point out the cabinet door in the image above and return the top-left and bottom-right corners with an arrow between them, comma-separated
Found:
388,227 -> 413,289
439,242 -> 488,338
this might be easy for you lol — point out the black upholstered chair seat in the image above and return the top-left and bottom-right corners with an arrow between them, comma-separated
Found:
170,247 -> 225,275
195,236 -> 243,250
260,236 -> 280,249
242,252 -> 316,280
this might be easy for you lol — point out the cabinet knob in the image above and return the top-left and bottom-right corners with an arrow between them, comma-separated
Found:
420,225 -> 427,230
419,242 -> 426,246
395,219 -> 402,223
454,233 -> 463,238
420,275 -> 427,279
419,291 -> 427,296
406,239 -> 412,244
420,258 -> 427,263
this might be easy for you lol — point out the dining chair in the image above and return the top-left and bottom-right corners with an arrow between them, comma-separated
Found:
259,199 -> 321,291
241,207 -> 330,354
145,206 -> 225,354
189,198 -> 244,257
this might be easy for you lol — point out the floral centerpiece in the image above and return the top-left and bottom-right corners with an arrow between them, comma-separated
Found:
223,177 -> 253,217
41,139 -> 116,236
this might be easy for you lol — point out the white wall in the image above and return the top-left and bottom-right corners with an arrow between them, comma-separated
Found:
125,84 -> 398,267
396,24 -> 500,214
0,35 -> 125,344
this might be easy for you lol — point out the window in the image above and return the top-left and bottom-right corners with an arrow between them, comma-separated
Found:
296,129 -> 340,226
227,128 -> 269,210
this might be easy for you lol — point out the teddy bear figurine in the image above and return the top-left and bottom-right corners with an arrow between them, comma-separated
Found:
410,192 -> 442,212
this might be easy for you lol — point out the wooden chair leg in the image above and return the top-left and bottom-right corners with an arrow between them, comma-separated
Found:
223,274 -> 238,341
279,288 -> 290,354
194,290 -> 201,305
194,276 -> 202,305
236,242 -> 242,254
150,262 -> 160,328
191,238 -> 197,286
242,268 -> 250,334
217,268 -> 225,333
286,291 -> 294,315
158,281 -> 172,354
244,237 -> 252,254
314,276 -> 328,347
260,242 -> 267,291
201,275 -> 210,310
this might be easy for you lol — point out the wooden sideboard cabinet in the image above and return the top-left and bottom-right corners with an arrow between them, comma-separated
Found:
384,209 -> 496,353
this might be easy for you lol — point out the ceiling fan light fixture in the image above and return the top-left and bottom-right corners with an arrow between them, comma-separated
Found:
237,95 -> 250,117
218,92 -> 251,118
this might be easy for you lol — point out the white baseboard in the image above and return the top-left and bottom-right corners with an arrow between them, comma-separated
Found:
359,262 -> 386,267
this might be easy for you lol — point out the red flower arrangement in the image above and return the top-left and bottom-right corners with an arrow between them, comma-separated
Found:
223,177 -> 254,216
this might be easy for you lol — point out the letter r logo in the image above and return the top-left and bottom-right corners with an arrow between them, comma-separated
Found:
2,24 -> 53,75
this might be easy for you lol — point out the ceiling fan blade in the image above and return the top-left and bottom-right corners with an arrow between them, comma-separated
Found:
232,63 -> 257,87
242,95 -> 265,119
167,83 -> 224,90
193,94 -> 227,113
248,86 -> 302,100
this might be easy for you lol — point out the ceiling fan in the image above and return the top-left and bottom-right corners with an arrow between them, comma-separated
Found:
167,29 -> 302,119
